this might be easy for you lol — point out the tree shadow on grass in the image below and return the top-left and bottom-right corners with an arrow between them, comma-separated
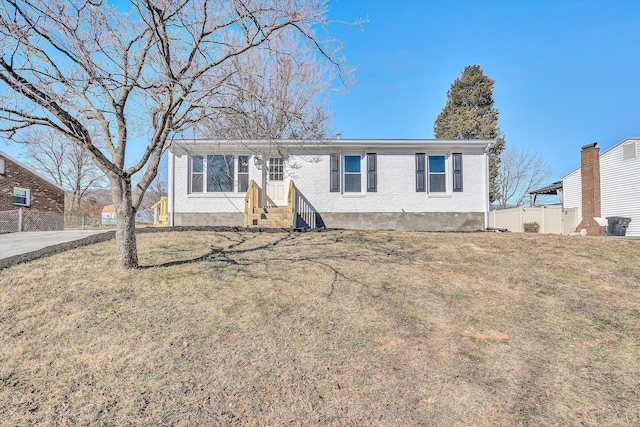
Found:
138,232 -> 300,269
138,230 -> 393,300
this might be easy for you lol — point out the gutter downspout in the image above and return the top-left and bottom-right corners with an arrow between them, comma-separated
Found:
168,150 -> 175,226
484,142 -> 493,230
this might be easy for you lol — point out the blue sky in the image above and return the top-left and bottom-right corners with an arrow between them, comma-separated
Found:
324,0 -> 640,179
1,0 -> 638,182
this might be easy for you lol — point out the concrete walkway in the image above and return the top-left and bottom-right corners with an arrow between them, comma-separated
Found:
0,229 -> 110,260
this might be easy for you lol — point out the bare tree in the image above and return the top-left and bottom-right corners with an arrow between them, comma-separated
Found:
139,152 -> 168,210
0,0 -> 346,269
494,145 -> 553,209
20,128 -> 106,213
203,40 -> 335,140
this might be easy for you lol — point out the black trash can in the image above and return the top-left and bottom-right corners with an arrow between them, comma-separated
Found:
606,217 -> 632,236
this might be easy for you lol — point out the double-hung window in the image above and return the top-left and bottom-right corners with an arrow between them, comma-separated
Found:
343,155 -> 362,193
428,155 -> 446,193
330,153 -> 377,194
191,155 -> 204,192
190,154 -> 248,193
416,153 -> 462,194
13,187 -> 30,206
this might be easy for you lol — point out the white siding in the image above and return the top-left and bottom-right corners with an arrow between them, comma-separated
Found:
600,138 -> 640,236
562,168 -> 582,223
561,138 -> 640,237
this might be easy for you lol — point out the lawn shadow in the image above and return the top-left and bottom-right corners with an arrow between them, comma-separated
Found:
139,230 -> 394,301
138,232 -> 300,269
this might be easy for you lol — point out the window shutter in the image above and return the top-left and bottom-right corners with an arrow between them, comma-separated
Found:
416,153 -> 426,192
453,153 -> 463,192
367,153 -> 377,192
330,153 -> 340,192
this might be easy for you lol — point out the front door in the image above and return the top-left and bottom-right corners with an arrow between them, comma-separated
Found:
265,157 -> 288,206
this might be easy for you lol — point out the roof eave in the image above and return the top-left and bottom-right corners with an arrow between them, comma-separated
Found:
0,150 -> 66,192
169,138 -> 495,152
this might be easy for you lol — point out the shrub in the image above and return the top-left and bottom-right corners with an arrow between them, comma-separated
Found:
523,222 -> 540,233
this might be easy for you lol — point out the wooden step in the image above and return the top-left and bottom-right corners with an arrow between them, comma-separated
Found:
250,219 -> 291,228
253,207 -> 288,214
248,213 -> 288,221
247,208 -> 291,228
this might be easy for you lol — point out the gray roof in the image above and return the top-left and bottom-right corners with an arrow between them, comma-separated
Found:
529,181 -> 562,195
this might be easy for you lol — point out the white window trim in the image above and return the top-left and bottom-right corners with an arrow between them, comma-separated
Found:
341,152 -> 366,195
13,187 -> 31,206
189,154 -> 250,195
0,158 -> 5,174
427,152 -> 452,197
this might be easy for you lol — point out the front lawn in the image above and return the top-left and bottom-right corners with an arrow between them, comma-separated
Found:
1,230 -> 638,425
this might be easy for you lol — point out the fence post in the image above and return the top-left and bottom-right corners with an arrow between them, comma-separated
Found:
82,215 -> 85,230
18,208 -> 23,232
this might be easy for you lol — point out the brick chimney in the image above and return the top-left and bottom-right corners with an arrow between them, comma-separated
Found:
576,142 -> 605,235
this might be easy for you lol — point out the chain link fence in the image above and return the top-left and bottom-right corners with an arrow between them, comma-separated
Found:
0,210 -> 20,233
0,209 -> 64,233
65,212 -> 102,229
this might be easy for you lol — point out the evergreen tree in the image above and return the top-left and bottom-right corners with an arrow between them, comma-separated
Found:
434,65 -> 506,202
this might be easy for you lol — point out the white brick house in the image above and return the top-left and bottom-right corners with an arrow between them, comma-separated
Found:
167,139 -> 493,231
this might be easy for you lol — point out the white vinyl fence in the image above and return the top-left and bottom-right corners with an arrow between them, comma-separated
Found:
0,209 -> 64,233
489,205 -> 578,234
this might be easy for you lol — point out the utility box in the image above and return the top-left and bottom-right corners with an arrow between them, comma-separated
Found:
606,217 -> 631,236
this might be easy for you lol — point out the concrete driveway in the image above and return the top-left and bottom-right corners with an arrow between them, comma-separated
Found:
0,229 -> 111,260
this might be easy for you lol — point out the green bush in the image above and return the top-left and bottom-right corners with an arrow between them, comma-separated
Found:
523,222 -> 540,233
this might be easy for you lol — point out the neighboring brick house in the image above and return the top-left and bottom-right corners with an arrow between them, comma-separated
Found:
0,151 -> 65,231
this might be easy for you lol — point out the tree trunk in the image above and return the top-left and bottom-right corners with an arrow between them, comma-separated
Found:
69,190 -> 80,213
111,177 -> 138,270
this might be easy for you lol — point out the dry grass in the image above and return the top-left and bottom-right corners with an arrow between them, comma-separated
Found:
1,230 -> 639,426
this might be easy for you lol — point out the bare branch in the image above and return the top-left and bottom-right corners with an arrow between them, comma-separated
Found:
494,145 -> 553,208
0,0 -> 351,269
